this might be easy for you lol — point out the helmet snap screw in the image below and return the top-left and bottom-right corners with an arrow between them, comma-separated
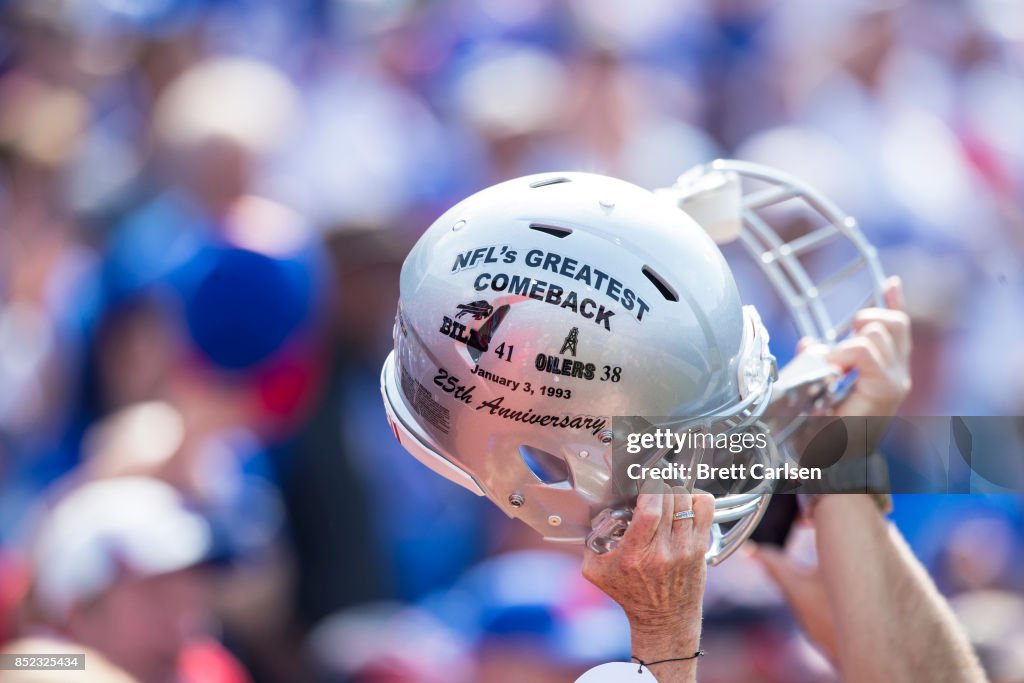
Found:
599,430 -> 613,444
579,449 -> 590,459
548,515 -> 562,526
508,493 -> 525,508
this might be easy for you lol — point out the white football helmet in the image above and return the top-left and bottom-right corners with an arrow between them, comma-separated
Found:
382,161 -> 885,564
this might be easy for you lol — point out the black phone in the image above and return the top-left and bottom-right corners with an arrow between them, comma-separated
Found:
749,494 -> 800,547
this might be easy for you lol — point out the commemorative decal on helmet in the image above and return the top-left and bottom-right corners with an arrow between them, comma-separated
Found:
560,327 -> 579,356
417,360 -> 609,439
473,396 -> 609,438
438,299 -> 511,360
427,293 -> 612,439
450,245 -> 518,272
454,300 -> 493,319
453,246 -> 652,332
534,326 -> 623,384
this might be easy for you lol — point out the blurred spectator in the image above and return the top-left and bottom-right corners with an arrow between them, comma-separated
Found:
951,590 -> 1024,683
281,224 -> 490,624
0,638 -> 137,683
423,550 -> 631,682
0,552 -> 28,646
18,477 -> 248,683
307,603 -> 472,683
698,530 -> 835,683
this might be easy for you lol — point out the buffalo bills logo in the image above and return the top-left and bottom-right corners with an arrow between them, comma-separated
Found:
455,300 -> 494,320
440,299 -> 510,362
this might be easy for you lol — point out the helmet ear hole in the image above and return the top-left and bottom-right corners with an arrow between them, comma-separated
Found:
518,445 -> 571,485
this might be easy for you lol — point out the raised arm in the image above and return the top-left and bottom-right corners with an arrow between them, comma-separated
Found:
582,482 -> 716,683
812,495 -> 987,683
759,277 -> 987,683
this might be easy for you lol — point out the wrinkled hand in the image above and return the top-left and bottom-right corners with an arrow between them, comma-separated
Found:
583,482 -> 715,661
800,276 -> 912,419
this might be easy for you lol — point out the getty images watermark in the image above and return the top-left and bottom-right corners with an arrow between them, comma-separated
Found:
623,427 -> 821,483
610,415 -> 1024,494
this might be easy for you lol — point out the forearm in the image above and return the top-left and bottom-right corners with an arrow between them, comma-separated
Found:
629,617 -> 701,683
814,495 -> 986,683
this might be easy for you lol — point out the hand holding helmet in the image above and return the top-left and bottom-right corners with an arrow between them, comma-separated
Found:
804,277 -> 912,420
582,484 -> 714,668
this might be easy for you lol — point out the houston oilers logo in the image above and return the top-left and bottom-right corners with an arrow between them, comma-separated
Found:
560,327 -> 579,357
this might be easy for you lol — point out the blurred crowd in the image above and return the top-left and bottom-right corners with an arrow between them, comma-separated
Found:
0,0 -> 1022,681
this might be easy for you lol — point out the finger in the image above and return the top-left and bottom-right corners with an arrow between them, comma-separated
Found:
581,547 -> 603,583
690,493 -> 716,554
620,481 -> 667,552
655,479 -> 675,549
857,321 -> 896,366
669,486 -> 693,549
884,275 -> 904,311
797,337 -> 829,356
853,309 -> 911,360
826,337 -> 885,377
794,339 -> 835,379
754,545 -> 811,600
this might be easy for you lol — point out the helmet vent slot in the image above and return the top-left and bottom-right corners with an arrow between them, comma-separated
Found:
529,223 -> 573,238
518,445 -> 571,485
529,177 -> 571,188
642,266 -> 679,302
